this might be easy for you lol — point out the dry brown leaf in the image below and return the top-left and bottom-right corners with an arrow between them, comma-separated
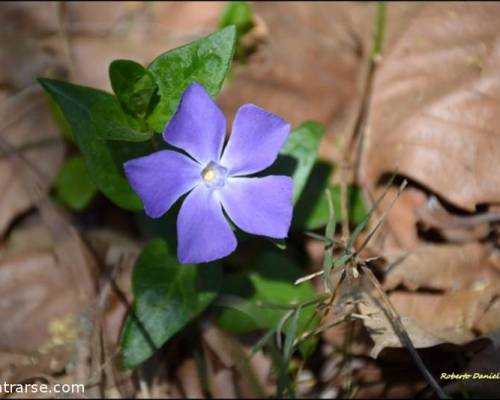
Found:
361,281 -> 499,357
361,2 -> 500,212
210,369 -> 237,399
85,229 -> 139,352
0,225 -> 80,377
218,2 -> 372,157
202,322 -> 235,369
377,241 -> 500,351
415,195 -> 500,244
2,2 -> 225,91
358,293 -> 470,358
368,185 -> 428,252
0,87 -> 64,236
390,290 -> 496,340
349,360 -> 427,399
236,350 -> 272,398
475,297 -> 500,335
384,242 -> 497,291
0,2 -> 67,91
177,358 -> 205,399
201,321 -> 270,398
59,2 -> 224,90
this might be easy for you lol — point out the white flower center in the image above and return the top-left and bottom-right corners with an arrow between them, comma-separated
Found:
201,161 -> 227,188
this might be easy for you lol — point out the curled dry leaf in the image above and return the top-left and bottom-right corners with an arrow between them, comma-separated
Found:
53,2 -> 225,90
2,2 -> 225,90
359,283 -> 500,358
361,2 -> 500,212
201,321 -> 271,398
347,359 -> 427,399
357,2 -> 500,359
360,241 -> 500,356
367,185 -> 428,252
359,291 -> 472,358
0,224 -> 81,379
177,358 -> 205,399
475,297 -> 500,334
209,369 -> 237,399
0,87 -> 64,236
218,2 -> 372,157
383,242 -> 497,291
0,2 -> 68,91
84,228 -> 139,352
416,195 -> 500,243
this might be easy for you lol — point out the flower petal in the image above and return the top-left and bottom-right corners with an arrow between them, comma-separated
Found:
219,176 -> 293,238
177,185 -> 237,264
124,150 -> 201,218
163,82 -> 226,165
220,104 -> 290,176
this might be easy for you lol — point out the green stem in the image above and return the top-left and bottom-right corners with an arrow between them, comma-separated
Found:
372,1 -> 387,60
256,293 -> 330,311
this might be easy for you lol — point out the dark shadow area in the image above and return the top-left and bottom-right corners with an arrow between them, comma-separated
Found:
292,160 -> 334,228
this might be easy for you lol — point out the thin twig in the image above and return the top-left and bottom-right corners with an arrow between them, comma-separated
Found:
294,314 -> 350,347
361,266 -> 448,399
340,165 -> 350,242
295,270 -> 324,285
354,179 -> 408,256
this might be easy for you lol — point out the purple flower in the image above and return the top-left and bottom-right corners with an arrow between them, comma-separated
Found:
124,83 -> 293,264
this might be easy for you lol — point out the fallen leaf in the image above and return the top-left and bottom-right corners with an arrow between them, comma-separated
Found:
348,359 -> 427,399
358,292 -> 471,358
58,2 -> 225,90
0,2 -> 67,91
0,224 -> 80,375
210,369 -> 237,399
177,358 -> 205,399
218,2 -> 372,145
0,87 -> 64,236
201,321 -> 270,398
368,185 -> 427,252
475,297 -> 500,335
383,242 -> 496,291
359,280 -> 500,358
416,195 -> 498,243
361,2 -> 500,212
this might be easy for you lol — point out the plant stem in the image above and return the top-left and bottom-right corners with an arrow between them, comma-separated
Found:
372,1 -> 387,61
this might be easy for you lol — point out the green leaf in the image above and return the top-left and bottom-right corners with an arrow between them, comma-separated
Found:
218,1 -> 254,61
120,239 -> 222,368
216,252 -> 319,350
219,1 -> 253,36
147,26 -> 236,132
283,307 -> 301,364
38,78 -> 149,210
55,155 -> 97,211
291,160 -> 332,229
270,122 -> 325,204
298,180 -> 368,230
46,95 -> 74,142
109,59 -> 157,118
322,188 -> 336,291
40,79 -> 151,143
269,237 -> 287,250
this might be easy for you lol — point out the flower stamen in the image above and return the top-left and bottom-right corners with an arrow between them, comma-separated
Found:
201,161 -> 227,188
203,169 -> 216,182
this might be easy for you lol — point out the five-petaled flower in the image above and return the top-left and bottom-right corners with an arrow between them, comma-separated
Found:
124,83 -> 293,264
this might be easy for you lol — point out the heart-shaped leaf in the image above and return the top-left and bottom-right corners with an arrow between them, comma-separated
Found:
120,239 -> 222,368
